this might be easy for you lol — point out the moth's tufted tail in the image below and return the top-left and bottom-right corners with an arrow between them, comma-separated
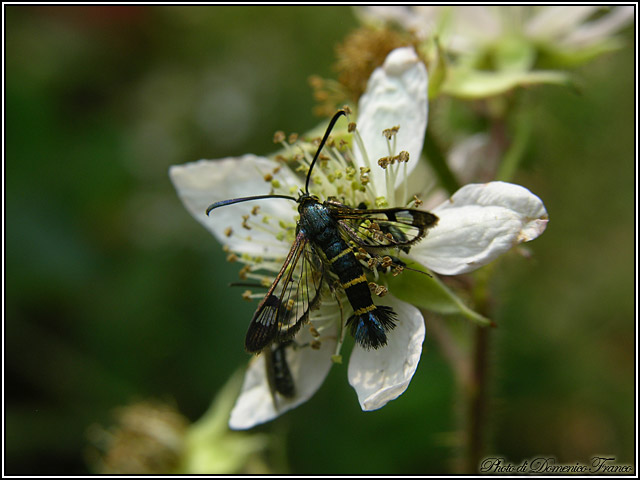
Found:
347,305 -> 397,349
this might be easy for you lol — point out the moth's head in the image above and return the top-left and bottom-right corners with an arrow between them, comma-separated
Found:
297,193 -> 320,211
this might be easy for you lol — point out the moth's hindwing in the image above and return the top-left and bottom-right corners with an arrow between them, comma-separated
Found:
245,231 -> 324,353
265,340 -> 295,400
328,202 -> 438,252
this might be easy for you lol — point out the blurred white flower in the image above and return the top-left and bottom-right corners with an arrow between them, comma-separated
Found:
357,6 -> 633,97
170,47 -> 548,429
359,6 -> 633,54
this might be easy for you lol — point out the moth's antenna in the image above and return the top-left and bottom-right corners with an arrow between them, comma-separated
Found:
207,110 -> 346,216
206,194 -> 297,216
305,110 -> 346,195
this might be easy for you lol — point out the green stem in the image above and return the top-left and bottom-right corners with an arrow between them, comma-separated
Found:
496,110 -> 532,183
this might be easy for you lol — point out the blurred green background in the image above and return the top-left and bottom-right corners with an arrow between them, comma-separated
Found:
5,6 -> 635,475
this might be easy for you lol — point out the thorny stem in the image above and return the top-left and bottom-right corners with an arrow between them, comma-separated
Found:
460,102 -> 526,471
424,105 -> 518,471
467,328 -> 490,472
458,101 -> 515,470
426,98 -> 527,472
427,265 -> 494,474
466,264 -> 494,473
460,95 -> 528,469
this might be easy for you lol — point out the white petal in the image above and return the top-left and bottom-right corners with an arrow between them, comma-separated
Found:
169,155 -> 300,256
355,6 -> 439,39
525,6 -> 599,40
562,6 -> 634,48
228,324 -> 337,430
353,47 -> 428,198
412,181 -> 548,275
355,6 -> 415,27
449,6 -> 502,44
348,297 -> 425,411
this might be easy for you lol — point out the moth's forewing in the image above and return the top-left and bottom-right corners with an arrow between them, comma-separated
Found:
245,232 -> 324,353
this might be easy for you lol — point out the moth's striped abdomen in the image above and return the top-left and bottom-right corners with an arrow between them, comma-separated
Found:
298,197 -> 396,349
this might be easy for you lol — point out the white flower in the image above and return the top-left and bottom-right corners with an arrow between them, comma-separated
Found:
359,6 -> 633,53
170,47 -> 548,429
357,6 -> 633,98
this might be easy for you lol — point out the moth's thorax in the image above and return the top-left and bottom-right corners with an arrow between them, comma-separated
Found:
297,195 -> 334,238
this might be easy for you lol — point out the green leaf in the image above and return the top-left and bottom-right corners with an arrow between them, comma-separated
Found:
442,68 -> 574,99
387,265 -> 492,327
537,39 -> 626,69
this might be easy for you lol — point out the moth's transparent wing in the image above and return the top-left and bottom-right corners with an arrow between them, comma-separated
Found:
245,231 -> 324,353
328,202 -> 438,252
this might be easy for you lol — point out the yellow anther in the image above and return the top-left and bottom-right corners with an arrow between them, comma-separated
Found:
382,126 -> 400,139
238,265 -> 251,280
396,150 -> 410,163
309,325 -> 320,337
378,156 -> 391,169
375,285 -> 388,297
273,131 -> 286,143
